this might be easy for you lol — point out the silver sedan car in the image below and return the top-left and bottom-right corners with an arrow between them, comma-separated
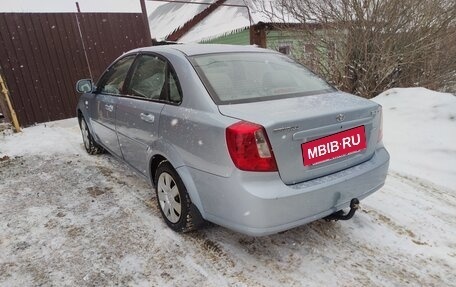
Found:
76,44 -> 389,236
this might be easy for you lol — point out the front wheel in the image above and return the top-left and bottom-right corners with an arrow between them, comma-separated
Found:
79,117 -> 104,155
154,161 -> 202,233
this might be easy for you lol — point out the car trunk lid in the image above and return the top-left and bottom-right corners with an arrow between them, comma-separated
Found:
218,91 -> 382,184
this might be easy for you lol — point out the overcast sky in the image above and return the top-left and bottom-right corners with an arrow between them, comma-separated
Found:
0,0 -> 142,13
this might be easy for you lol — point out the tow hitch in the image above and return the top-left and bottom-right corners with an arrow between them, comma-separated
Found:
324,198 -> 360,221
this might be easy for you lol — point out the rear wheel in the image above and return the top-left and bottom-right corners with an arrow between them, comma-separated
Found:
154,161 -> 201,232
79,117 -> 104,155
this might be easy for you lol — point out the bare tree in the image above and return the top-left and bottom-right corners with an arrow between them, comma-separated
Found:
258,0 -> 456,98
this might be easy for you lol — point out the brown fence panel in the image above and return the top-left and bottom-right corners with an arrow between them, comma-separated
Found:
0,12 -> 151,126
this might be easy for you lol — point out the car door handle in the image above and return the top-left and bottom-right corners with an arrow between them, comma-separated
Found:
140,113 -> 155,123
104,104 -> 114,112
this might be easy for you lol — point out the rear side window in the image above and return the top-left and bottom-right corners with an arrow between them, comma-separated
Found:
168,69 -> 182,103
98,55 -> 135,95
127,55 -> 167,100
191,52 -> 334,104
126,54 -> 182,104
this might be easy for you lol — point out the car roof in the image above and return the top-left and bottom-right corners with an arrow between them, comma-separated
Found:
132,44 -> 273,57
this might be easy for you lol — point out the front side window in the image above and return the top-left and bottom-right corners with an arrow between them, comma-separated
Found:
98,55 -> 135,95
191,52 -> 335,104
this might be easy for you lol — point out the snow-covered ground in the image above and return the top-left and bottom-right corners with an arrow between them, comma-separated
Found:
0,88 -> 455,286
373,87 -> 456,190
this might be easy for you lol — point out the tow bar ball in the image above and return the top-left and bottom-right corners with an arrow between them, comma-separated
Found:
324,198 -> 360,222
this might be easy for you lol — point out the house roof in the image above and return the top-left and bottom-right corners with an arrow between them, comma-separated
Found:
147,0 -> 213,41
147,0 -> 299,43
180,1 -> 252,43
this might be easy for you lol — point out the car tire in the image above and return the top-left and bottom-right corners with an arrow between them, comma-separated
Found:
79,117 -> 104,155
155,161 -> 202,233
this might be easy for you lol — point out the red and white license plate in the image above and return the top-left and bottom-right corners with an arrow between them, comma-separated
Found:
302,126 -> 367,166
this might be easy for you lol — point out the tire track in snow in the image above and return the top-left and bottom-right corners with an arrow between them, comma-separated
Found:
2,154 -> 455,286
390,171 -> 456,202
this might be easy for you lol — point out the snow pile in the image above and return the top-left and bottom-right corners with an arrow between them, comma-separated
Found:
373,87 -> 456,190
0,118 -> 83,157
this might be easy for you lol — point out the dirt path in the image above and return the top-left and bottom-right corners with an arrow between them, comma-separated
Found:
1,150 -> 454,286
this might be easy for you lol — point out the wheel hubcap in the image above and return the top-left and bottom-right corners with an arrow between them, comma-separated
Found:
80,120 -> 90,149
157,172 -> 181,223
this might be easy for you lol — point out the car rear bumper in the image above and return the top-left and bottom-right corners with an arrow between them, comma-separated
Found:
184,146 -> 389,236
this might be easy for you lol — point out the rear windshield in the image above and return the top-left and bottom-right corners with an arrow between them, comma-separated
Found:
190,52 -> 335,104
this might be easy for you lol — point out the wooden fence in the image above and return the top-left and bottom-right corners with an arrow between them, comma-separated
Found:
0,12 -> 152,126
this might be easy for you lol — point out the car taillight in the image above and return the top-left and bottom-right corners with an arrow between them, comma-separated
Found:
226,121 -> 278,172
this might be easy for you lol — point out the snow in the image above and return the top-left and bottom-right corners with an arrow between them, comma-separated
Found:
147,0 -> 299,42
0,118 -> 82,157
373,87 -> 456,190
1,88 -> 455,286
147,0 -> 213,41
179,4 -> 252,43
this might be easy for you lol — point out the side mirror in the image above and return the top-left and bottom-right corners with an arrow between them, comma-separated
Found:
76,79 -> 93,93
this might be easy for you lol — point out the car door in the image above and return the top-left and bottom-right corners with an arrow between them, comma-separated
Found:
90,55 -> 136,157
116,54 -> 181,175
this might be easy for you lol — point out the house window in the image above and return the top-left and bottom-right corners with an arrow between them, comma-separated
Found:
278,45 -> 291,55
